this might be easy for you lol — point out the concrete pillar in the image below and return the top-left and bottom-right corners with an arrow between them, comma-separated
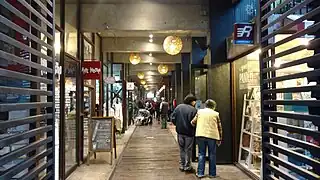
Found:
175,63 -> 182,104
181,53 -> 191,98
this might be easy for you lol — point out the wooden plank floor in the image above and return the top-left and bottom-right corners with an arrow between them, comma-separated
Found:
111,124 -> 197,180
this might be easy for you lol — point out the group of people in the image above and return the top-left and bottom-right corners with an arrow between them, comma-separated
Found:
171,94 -> 223,178
134,97 -> 173,128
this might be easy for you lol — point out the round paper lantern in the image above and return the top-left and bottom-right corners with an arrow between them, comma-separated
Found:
129,53 -> 141,65
141,80 -> 146,85
163,36 -> 183,55
158,64 -> 168,74
137,72 -> 145,79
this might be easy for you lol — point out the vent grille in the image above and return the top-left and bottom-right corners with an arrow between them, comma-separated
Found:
259,0 -> 319,179
0,0 -> 55,179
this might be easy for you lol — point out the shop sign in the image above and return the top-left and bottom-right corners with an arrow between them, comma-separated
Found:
82,61 -> 101,80
127,82 -> 135,90
234,23 -> 254,45
104,76 -> 116,84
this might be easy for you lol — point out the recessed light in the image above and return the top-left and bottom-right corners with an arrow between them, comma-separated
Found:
149,38 -> 153,43
149,53 -> 152,57
150,63 -> 153,65
149,34 -> 153,38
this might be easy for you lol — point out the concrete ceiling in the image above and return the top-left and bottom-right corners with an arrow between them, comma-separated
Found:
56,0 -> 209,90
61,0 -> 208,4
99,30 -> 207,38
112,53 -> 181,64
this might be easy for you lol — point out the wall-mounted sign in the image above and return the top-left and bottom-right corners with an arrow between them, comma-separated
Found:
82,61 -> 101,79
127,82 -> 135,90
234,23 -> 254,45
104,77 -> 116,84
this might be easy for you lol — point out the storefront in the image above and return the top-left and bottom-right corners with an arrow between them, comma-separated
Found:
230,19 -> 317,179
54,1 -> 104,179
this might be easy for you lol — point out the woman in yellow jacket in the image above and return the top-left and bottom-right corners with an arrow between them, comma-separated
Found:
191,99 -> 222,178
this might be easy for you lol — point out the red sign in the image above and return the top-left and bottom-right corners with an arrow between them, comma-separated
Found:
82,61 -> 101,79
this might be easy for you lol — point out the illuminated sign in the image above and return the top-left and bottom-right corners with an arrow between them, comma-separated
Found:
234,23 -> 254,45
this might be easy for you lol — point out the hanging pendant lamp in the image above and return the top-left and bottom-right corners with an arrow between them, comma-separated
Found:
137,72 -> 145,79
163,36 -> 183,55
129,53 -> 141,65
158,64 -> 168,74
141,80 -> 146,85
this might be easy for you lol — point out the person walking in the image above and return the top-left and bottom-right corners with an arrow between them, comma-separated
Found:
160,97 -> 169,129
171,94 -> 197,173
191,99 -> 222,178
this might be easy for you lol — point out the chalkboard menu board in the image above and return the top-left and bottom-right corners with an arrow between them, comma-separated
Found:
91,117 -> 113,151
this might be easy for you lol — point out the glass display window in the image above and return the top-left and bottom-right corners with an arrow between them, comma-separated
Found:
65,3 -> 78,58
194,70 -> 207,109
84,40 -> 93,60
83,86 -> 94,159
64,56 -> 79,172
235,33 -> 318,178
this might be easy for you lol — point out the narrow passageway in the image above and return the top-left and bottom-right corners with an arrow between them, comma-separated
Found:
111,124 -> 197,180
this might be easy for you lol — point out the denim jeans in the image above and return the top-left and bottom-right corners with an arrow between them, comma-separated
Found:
178,134 -> 194,170
197,137 -> 217,176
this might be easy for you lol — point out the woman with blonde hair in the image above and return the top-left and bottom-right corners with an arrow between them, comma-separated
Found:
191,99 -> 222,178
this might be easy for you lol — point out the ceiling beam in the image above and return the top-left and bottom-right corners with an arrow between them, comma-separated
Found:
129,64 -> 174,72
102,37 -> 191,53
113,53 -> 181,64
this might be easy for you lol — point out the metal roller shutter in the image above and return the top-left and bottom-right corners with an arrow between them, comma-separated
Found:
0,0 -> 55,179
259,0 -> 319,179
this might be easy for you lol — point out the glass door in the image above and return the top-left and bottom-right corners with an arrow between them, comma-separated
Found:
83,85 -> 95,159
191,64 -> 208,110
64,55 -> 79,173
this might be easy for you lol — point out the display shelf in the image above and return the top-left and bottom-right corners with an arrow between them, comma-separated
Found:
238,94 -> 262,178
239,162 -> 260,177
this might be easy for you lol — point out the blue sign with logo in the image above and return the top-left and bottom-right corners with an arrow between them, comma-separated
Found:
233,23 -> 254,45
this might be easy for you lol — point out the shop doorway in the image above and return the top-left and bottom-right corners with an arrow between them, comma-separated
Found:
191,64 -> 208,109
61,54 -> 81,178
82,85 -> 95,161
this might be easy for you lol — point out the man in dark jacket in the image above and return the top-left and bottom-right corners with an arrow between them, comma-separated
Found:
171,94 -> 197,173
160,97 -> 169,129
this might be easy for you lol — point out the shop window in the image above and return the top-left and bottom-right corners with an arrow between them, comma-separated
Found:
64,56 -> 78,171
55,2 -> 61,26
54,31 -> 61,178
194,70 -> 207,109
235,34 -> 317,178
234,48 -> 262,177
84,39 -> 93,60
65,3 -> 77,57
83,33 -> 93,42
103,65 -> 108,116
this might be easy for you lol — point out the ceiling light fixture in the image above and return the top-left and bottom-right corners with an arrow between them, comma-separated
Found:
149,38 -> 153,43
141,80 -> 146,85
137,72 -> 145,79
158,64 -> 168,74
129,53 -> 141,65
149,34 -> 153,38
149,53 -> 152,57
163,36 -> 183,55
150,62 -> 153,66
